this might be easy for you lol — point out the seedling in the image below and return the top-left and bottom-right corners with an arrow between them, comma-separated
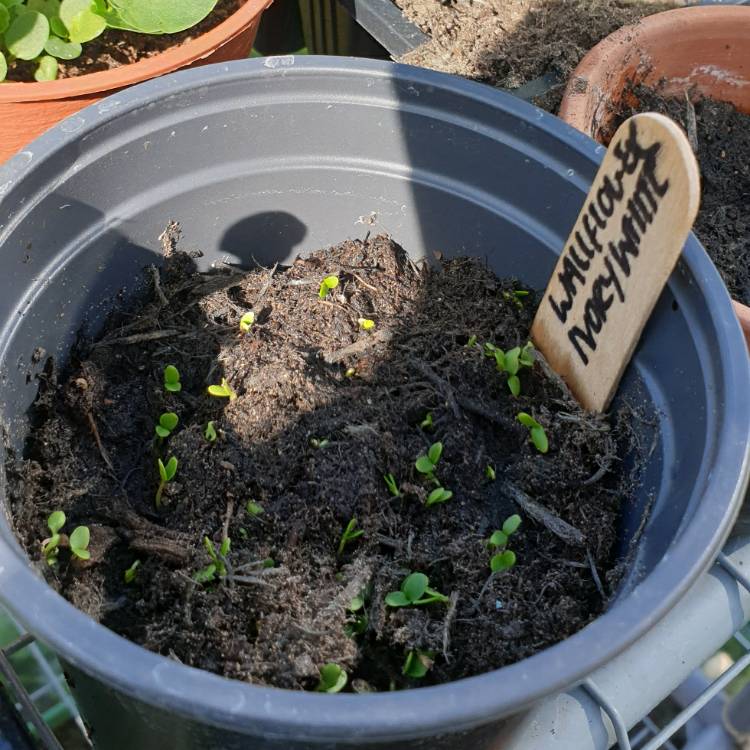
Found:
383,473 -> 401,498
163,365 -> 181,393
345,367 -> 356,378
309,437 -> 330,449
516,413 -> 549,454
466,335 -> 478,348
338,518 -> 364,556
155,411 -> 178,439
490,550 -> 517,573
246,500 -> 264,517
419,412 -> 433,430
69,525 -> 90,560
402,649 -> 434,679
484,341 -> 535,396
504,289 -> 531,309
358,318 -> 375,330
318,275 -> 339,300
415,442 -> 443,482
155,456 -> 177,508
239,311 -> 255,332
385,572 -> 449,607
41,510 -> 66,565
207,378 -> 237,400
345,593 -> 368,637
124,560 -> 140,584
316,663 -> 347,693
488,514 -> 521,573
193,536 -> 230,584
426,487 -> 452,507
204,421 -> 217,443
485,465 -> 496,481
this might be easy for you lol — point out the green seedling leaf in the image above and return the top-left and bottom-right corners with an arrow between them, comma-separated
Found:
402,650 -> 434,679
426,487 -> 452,507
59,0 -> 104,42
158,456 -> 178,482
488,530 -> 507,548
519,342 -> 535,367
505,347 -> 520,376
415,455 -> 435,475
493,349 -> 506,373
0,52 -> 6,83
466,335 -> 477,348
419,412 -> 433,430
49,14 -> 67,35
384,591 -> 410,607
508,375 -> 521,397
99,0 -> 217,34
48,510 -> 66,534
164,365 -> 181,392
317,663 -> 347,693
207,378 -> 237,400
502,514 -> 522,536
239,311 -> 255,332
402,572 -> 428,603
246,500 -> 264,517
516,412 -> 539,430
219,537 -> 230,557
69,525 -> 90,560
44,35 -> 82,58
0,4 -> 10,33
193,563 -> 216,583
0,0 -> 26,7
427,442 -> 443,465
383,473 -> 401,498
34,54 -> 58,81
6,10 -> 49,60
531,426 -> 549,454
485,465 -> 496,481
337,517 -> 364,556
204,421 -> 217,442
124,559 -> 140,583
155,411 -> 179,438
349,596 -> 364,612
27,0 -> 60,18
387,572 -> 448,607
483,342 -> 498,357
358,318 -> 375,330
318,274 -> 339,299
490,550 -> 517,573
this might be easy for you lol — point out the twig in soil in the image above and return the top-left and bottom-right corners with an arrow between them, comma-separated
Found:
350,271 -> 378,293
409,359 -> 461,420
254,262 -> 279,307
124,534 -> 191,564
322,329 -> 394,364
375,534 -> 403,551
221,497 -> 235,542
149,265 -> 169,307
86,411 -> 114,472
587,549 -> 606,600
442,591 -> 459,662
684,90 -> 698,153
93,329 -> 181,348
504,483 -> 586,548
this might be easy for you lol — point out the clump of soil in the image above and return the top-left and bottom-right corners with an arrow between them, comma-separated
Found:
395,0 -> 680,112
6,0 -> 241,83
613,88 -> 750,306
9,230 -> 638,690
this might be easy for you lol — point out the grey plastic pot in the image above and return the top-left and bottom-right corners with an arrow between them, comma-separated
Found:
0,57 -> 748,750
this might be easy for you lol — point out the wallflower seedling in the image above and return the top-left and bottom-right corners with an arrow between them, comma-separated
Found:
246,500 -> 264,517
239,311 -> 255,333
345,594 -> 368,637
516,412 -> 549,454
485,465 -> 496,481
41,510 -> 66,565
193,536 -> 230,584
484,341 -> 535,396
163,365 -> 181,393
385,572 -> 449,607
317,663 -> 347,693
338,518 -> 364,556
155,411 -> 178,439
419,412 -> 433,430
383,473 -> 401,498
488,514 -> 521,573
318,275 -> 339,300
426,487 -> 452,507
402,649 -> 434,679
466,335 -> 478,348
207,378 -> 237,400
358,318 -> 375,330
155,456 -> 177,508
204,421 -> 217,443
69,525 -> 90,560
124,559 -> 140,584
415,442 -> 443,482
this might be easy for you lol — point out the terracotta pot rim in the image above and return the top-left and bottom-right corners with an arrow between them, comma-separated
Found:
0,0 -> 271,103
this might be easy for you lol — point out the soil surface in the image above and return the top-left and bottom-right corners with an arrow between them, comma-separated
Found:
6,0 -> 241,83
9,230 -> 639,691
395,0 -> 681,112
613,89 -> 750,306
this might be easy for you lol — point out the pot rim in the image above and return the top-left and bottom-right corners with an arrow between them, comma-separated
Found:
0,0 -> 271,103
0,57 -> 748,742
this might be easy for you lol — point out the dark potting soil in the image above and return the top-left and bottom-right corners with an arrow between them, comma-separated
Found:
612,88 -> 750,307
8,230 -> 639,691
6,0 -> 241,83
394,0 -> 679,113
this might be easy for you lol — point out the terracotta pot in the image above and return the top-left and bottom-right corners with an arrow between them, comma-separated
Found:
558,5 -> 750,349
0,0 -> 272,164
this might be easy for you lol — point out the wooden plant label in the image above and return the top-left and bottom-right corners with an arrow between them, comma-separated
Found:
530,113 -> 700,413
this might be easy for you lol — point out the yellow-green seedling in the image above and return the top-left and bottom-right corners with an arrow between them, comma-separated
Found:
318,275 -> 339,300
466,335 -> 478,348
164,365 -> 181,393
345,367 -> 356,378
490,550 -> 517,573
385,572 -> 449,607
239,311 -> 255,333
419,412 -> 433,430
69,525 -> 90,561
358,318 -> 375,330
485,465 -> 496,481
345,594 -> 368,637
309,437 -> 330,449
204,421 -> 217,443
488,514 -> 521,573
155,456 -> 178,508
426,487 -> 453,507
516,413 -> 549,454
484,341 -> 535,396
124,560 -> 140,584
155,411 -> 179,439
504,289 -> 531,309
193,536 -> 231,584
402,649 -> 434,679
316,663 -> 347,693
383,473 -> 401,498
246,500 -> 264,517
208,378 -> 237,400
415,442 -> 443,483
338,518 -> 364,556
41,510 -> 66,565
